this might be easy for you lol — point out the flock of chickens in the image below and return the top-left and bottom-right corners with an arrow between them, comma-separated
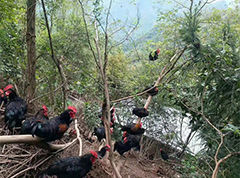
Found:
0,49 -> 170,178
0,85 -> 110,178
92,85 -> 169,158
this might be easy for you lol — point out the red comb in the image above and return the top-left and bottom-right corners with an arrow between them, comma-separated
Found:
42,105 -> 48,111
157,49 -> 160,54
68,106 -> 77,113
106,145 -> 110,149
90,150 -> 98,158
123,131 -> 127,137
139,122 -> 143,128
4,85 -> 13,91
0,89 -> 3,97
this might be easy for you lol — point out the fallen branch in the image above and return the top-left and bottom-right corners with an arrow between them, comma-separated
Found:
74,119 -> 82,156
0,135 -> 73,152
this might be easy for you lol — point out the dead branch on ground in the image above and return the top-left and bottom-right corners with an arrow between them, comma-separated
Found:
0,135 -> 74,152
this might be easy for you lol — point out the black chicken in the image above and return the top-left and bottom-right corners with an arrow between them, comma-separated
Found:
132,107 -> 149,118
122,131 -> 128,139
93,126 -> 113,142
121,122 -> 145,135
99,107 -> 116,127
114,140 -> 132,156
31,106 -> 77,141
114,132 -> 141,156
4,88 -> 27,130
149,49 -> 160,61
38,145 -> 110,178
143,86 -> 158,96
123,134 -> 141,151
21,105 -> 49,134
160,149 -> 169,160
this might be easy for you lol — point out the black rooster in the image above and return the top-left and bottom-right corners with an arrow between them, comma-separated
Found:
21,105 -> 49,134
149,49 -> 160,61
31,106 -> 77,141
4,88 -> 27,130
99,107 -> 116,127
93,126 -> 113,142
123,134 -> 141,151
114,132 -> 142,156
143,86 -> 158,96
114,140 -> 132,156
121,122 -> 145,135
160,149 -> 169,161
132,107 -> 149,118
38,145 -> 110,178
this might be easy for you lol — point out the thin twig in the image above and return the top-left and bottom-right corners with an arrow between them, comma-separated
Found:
29,82 -> 66,103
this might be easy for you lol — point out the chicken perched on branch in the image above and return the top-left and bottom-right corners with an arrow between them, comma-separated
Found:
38,145 -> 110,178
121,122 -> 145,135
132,107 -> 149,118
143,86 -> 159,96
31,106 -> 77,142
21,105 -> 49,134
4,87 -> 27,130
149,49 -> 160,61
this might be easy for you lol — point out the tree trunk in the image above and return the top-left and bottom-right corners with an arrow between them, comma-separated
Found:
26,0 -> 36,112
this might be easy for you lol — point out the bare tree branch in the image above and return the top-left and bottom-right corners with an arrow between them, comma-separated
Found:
77,0 -> 100,70
41,0 -> 67,109
169,82 -> 239,178
29,81 -> 66,103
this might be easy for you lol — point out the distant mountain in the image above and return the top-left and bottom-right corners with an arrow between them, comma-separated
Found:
107,0 -> 229,40
106,0 -> 231,52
